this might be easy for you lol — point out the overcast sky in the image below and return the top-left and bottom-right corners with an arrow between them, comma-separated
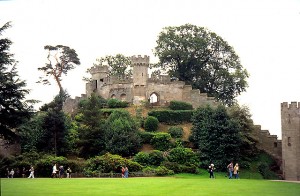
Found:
1,0 -> 300,139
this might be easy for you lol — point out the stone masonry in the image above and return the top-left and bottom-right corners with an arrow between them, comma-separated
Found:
63,55 -> 218,115
281,102 -> 300,181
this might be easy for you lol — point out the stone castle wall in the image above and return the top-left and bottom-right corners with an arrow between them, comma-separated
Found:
253,125 -> 282,160
281,102 -> 300,181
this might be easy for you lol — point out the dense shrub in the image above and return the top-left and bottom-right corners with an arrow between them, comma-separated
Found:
133,152 -> 150,166
85,153 -> 142,176
148,150 -> 165,166
144,116 -> 159,132
150,132 -> 172,151
142,166 -> 174,176
155,166 -> 174,176
139,131 -> 155,143
161,162 -> 198,174
133,150 -> 165,167
168,126 -> 184,138
148,110 -> 193,124
35,155 -> 68,177
169,101 -> 193,110
105,110 -> 141,157
107,99 -> 128,108
257,162 -> 279,179
167,147 -> 199,165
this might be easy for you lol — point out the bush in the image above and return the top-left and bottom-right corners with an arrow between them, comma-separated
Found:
167,147 -> 199,165
139,131 -> 155,143
107,99 -> 128,108
168,126 -> 184,138
85,153 -> 142,175
156,166 -> 174,176
133,152 -> 150,166
150,132 -> 172,151
257,162 -> 279,179
148,150 -> 165,166
144,116 -> 159,132
169,101 -> 193,110
35,155 -> 68,177
161,162 -> 198,174
142,166 -> 174,176
148,110 -> 193,124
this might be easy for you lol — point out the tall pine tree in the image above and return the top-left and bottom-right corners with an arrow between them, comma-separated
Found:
0,22 -> 33,141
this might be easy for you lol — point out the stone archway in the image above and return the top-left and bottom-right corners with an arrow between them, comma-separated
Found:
120,93 -> 126,101
149,92 -> 159,106
111,94 -> 116,99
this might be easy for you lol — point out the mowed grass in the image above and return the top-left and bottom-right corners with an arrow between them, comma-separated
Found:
1,174 -> 300,196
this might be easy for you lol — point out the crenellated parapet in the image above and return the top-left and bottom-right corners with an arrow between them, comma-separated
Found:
131,55 -> 149,65
281,101 -> 300,110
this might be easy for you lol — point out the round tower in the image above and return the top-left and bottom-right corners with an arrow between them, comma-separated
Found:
281,102 -> 300,181
131,55 -> 149,86
89,65 -> 109,80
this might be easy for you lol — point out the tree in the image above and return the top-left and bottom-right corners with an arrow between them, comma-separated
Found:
105,110 -> 141,156
35,92 -> 69,156
37,45 -> 80,93
227,104 -> 259,159
90,54 -> 132,80
154,24 -> 249,105
190,105 -> 242,170
76,93 -> 106,158
0,22 -> 34,141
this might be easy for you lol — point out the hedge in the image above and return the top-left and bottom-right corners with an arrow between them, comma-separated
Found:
148,110 -> 193,124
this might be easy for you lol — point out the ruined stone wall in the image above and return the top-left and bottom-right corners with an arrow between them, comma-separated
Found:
253,125 -> 282,160
281,102 -> 300,181
62,94 -> 87,116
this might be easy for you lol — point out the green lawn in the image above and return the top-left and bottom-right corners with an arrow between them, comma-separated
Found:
1,174 -> 299,196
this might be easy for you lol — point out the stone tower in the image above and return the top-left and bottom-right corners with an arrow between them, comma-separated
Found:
281,102 -> 300,181
131,55 -> 149,86
86,65 -> 109,95
131,55 -> 149,105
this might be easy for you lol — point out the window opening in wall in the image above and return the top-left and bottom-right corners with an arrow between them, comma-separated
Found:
288,137 -> 291,146
274,142 -> 277,148
142,73 -> 143,77
150,93 -> 158,104
120,94 -> 126,101
111,94 -> 116,99
288,114 -> 291,124
100,79 -> 103,82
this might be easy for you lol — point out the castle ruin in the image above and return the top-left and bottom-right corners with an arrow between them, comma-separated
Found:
61,55 -> 300,181
63,55 -> 218,114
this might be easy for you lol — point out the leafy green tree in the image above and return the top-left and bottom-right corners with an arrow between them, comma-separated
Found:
37,45 -> 80,93
0,22 -> 34,141
227,104 -> 259,159
18,112 -> 47,152
105,110 -> 141,156
154,24 -> 249,105
190,105 -> 242,170
76,93 -> 106,158
91,54 -> 132,79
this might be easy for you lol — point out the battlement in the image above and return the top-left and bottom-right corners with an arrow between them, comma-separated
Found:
89,65 -> 109,75
281,101 -> 300,110
131,55 -> 149,65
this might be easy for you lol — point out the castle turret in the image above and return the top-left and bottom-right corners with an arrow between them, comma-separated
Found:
130,55 -> 149,105
89,65 -> 109,81
281,102 -> 300,181
131,55 -> 149,86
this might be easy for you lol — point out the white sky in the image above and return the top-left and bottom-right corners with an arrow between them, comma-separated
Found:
1,0 -> 300,139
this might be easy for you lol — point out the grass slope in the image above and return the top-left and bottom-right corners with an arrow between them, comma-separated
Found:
1,174 -> 299,196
